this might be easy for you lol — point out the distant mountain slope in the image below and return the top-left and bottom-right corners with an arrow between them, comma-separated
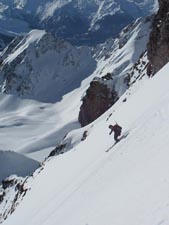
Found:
0,16 -> 152,103
0,30 -> 96,103
0,151 -> 39,182
0,0 -> 158,45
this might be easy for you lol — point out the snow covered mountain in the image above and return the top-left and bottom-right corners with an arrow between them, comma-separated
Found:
0,0 -> 158,45
0,16 -> 152,104
0,30 -> 96,103
0,15 -> 152,162
0,1 -> 154,156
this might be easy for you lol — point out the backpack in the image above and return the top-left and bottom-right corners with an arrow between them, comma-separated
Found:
114,124 -> 122,135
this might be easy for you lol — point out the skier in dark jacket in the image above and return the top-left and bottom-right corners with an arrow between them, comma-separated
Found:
109,123 -> 122,142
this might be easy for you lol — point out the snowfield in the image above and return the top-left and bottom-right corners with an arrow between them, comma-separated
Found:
0,92 -> 81,162
2,62 -> 169,225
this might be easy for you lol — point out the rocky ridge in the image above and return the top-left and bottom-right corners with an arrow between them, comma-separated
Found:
0,30 -> 96,103
0,0 -> 158,46
147,0 -> 169,75
0,176 -> 27,224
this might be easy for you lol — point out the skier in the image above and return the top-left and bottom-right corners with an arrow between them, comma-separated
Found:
109,123 -> 122,142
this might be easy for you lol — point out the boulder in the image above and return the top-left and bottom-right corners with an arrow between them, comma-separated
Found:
79,77 -> 118,127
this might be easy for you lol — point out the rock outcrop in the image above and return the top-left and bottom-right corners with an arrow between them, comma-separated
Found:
0,175 -> 28,223
147,0 -> 169,75
78,76 -> 118,127
48,144 -> 67,157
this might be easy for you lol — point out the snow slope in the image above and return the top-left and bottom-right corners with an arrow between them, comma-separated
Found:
93,16 -> 153,96
3,60 -> 169,225
0,92 -> 81,162
0,151 -> 39,182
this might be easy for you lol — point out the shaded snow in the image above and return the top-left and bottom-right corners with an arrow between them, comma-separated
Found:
0,151 -> 39,182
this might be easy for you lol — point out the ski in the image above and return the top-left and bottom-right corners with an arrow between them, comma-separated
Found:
106,132 -> 129,152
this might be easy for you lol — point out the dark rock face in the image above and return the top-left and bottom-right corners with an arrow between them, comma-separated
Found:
0,190 -> 5,202
48,144 -> 67,157
147,0 -> 169,75
0,34 -> 14,51
78,78 -> 118,127
0,176 -> 28,223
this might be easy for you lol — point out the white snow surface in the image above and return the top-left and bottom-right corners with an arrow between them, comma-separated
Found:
0,151 -> 39,182
2,61 -> 169,225
0,92 -> 81,162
